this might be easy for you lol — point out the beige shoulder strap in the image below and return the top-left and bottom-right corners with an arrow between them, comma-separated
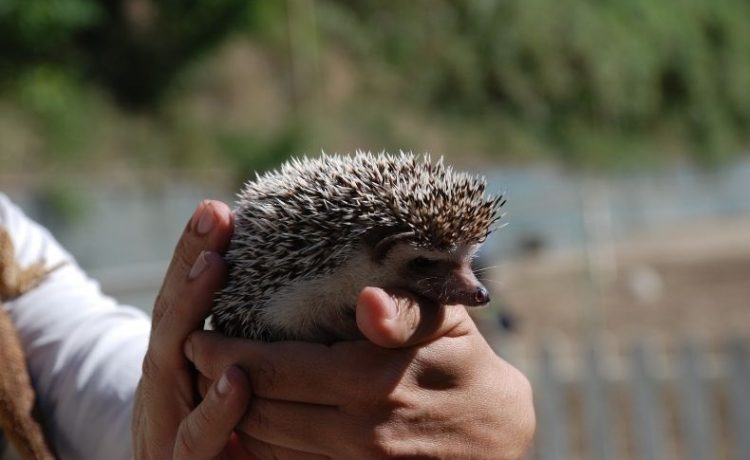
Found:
0,226 -> 57,460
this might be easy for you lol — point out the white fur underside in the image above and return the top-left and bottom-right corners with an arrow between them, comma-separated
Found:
259,250 -> 390,341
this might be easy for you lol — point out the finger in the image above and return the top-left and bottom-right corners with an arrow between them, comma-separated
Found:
151,200 -> 233,330
149,250 -> 228,372
174,366 -> 251,460
185,330 -> 409,405
197,373 -> 211,400
237,432 -> 330,460
355,287 -> 473,348
136,251 -> 228,450
238,399 -> 341,456
186,331 -> 342,405
148,200 -> 233,373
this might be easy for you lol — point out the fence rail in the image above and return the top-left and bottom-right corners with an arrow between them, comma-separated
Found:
527,337 -> 750,460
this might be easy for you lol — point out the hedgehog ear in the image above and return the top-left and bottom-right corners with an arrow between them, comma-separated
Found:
364,226 -> 415,262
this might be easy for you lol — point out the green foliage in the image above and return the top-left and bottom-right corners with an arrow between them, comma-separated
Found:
1,0 -> 749,173
78,0 -> 257,109
321,0 -> 750,166
34,180 -> 90,228
0,0 -> 261,108
219,124 -> 308,187
0,0 -> 101,70
16,66 -> 95,163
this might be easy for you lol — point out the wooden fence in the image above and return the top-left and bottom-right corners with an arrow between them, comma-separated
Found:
2,333 -> 748,460
524,337 -> 750,460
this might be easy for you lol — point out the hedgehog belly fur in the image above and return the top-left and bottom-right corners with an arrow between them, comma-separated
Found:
259,249 -> 391,341
214,247 -> 390,342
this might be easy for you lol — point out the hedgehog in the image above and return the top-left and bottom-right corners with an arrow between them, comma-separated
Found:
211,151 -> 505,342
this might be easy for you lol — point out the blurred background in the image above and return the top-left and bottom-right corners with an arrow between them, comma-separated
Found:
1,1 -> 749,459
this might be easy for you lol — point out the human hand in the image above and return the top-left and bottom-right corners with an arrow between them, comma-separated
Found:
186,288 -> 536,459
132,200 -> 253,459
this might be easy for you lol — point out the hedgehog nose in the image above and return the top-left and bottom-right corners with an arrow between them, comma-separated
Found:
473,286 -> 490,306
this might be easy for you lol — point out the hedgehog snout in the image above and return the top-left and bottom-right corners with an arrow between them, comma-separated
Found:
444,265 -> 491,307
407,263 -> 490,307
468,285 -> 491,306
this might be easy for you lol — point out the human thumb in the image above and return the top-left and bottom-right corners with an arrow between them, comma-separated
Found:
355,287 -> 471,348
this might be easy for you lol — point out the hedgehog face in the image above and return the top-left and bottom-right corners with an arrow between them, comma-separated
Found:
365,232 -> 490,307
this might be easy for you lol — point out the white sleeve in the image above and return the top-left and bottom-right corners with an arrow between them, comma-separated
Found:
0,194 -> 150,460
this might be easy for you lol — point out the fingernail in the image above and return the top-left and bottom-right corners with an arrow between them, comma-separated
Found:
188,250 -> 211,280
216,371 -> 232,397
195,203 -> 215,235
183,338 -> 194,362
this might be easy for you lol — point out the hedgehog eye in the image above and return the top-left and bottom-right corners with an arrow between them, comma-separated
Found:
409,256 -> 440,273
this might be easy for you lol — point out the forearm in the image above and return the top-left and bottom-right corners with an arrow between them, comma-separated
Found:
1,194 -> 150,460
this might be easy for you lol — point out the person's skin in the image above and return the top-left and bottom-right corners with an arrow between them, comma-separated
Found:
132,200 -> 536,459
132,200 -> 252,459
